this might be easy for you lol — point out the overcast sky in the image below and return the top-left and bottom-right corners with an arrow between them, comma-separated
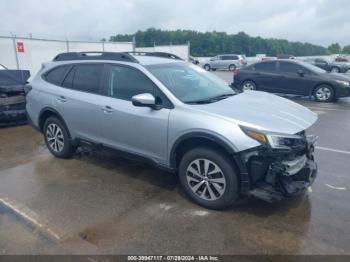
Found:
0,0 -> 349,46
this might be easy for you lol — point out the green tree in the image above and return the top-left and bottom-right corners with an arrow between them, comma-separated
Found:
342,45 -> 350,54
109,29 -> 328,57
327,43 -> 341,54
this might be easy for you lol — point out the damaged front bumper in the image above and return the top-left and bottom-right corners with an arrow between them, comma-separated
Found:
238,134 -> 318,202
0,87 -> 27,127
0,108 -> 27,127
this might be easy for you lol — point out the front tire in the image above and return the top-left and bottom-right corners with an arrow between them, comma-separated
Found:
330,67 -> 340,73
313,84 -> 335,102
203,64 -> 211,71
43,117 -> 75,158
178,147 -> 239,210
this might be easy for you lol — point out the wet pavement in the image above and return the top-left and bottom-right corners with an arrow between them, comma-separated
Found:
1,81 -> 350,254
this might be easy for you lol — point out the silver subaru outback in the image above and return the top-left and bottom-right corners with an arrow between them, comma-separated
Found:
26,52 -> 318,209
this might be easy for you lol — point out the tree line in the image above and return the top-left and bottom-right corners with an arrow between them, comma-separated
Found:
110,28 -> 350,57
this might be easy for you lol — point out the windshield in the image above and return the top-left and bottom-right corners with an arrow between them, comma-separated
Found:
146,63 -> 235,103
298,60 -> 327,74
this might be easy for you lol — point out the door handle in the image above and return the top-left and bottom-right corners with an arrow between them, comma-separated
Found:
101,105 -> 114,113
56,96 -> 67,103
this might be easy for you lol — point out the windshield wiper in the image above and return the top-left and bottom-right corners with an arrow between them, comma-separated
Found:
186,93 -> 235,104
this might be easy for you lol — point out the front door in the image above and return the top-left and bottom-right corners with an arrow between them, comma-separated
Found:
99,64 -> 171,164
277,61 -> 314,95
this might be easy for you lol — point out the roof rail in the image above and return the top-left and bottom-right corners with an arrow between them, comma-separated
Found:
128,51 -> 183,60
52,52 -> 139,63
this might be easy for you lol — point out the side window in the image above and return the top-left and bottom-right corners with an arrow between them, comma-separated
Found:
232,56 -> 239,60
279,62 -> 309,74
315,58 -> 326,63
62,67 -> 75,89
45,65 -> 70,86
106,65 -> 155,101
254,62 -> 276,72
62,64 -> 103,94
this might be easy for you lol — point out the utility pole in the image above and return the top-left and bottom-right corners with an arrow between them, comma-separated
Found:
11,33 -> 20,69
132,36 -> 136,52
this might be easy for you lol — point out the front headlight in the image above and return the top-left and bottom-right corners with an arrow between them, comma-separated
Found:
240,126 -> 304,149
335,80 -> 350,86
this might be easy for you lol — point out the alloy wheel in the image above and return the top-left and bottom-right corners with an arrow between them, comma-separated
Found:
46,123 -> 64,152
315,87 -> 332,101
204,65 -> 211,71
229,65 -> 236,71
186,159 -> 226,201
242,82 -> 255,91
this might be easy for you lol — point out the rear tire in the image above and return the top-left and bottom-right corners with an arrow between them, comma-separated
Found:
178,147 -> 239,210
241,80 -> 256,91
313,84 -> 335,102
229,64 -> 236,71
43,117 -> 75,158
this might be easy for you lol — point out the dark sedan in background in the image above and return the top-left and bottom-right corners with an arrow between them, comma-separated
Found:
232,60 -> 350,102
303,57 -> 348,73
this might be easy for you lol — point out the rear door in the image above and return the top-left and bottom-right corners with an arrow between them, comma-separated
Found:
252,61 -> 280,92
221,55 -> 234,69
53,63 -> 106,142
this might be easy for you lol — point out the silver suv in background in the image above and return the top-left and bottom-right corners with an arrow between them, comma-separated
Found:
26,52 -> 318,209
203,54 -> 247,71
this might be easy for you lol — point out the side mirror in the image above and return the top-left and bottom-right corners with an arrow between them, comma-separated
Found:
132,93 -> 156,108
297,69 -> 305,76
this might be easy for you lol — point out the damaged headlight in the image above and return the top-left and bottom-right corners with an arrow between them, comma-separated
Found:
240,126 -> 304,149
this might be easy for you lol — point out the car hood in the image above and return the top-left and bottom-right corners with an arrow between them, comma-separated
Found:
193,91 -> 318,134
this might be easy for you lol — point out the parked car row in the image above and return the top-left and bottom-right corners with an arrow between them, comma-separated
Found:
232,59 -> 350,102
303,57 -> 349,73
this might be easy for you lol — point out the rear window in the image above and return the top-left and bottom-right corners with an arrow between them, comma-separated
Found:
222,56 -> 238,60
62,64 -> 103,94
254,62 -> 276,72
45,66 -> 70,86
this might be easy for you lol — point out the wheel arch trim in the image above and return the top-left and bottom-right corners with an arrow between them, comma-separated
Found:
38,107 -> 70,134
169,131 -> 238,169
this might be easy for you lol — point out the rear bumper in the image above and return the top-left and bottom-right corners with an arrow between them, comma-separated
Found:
237,135 -> 318,202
